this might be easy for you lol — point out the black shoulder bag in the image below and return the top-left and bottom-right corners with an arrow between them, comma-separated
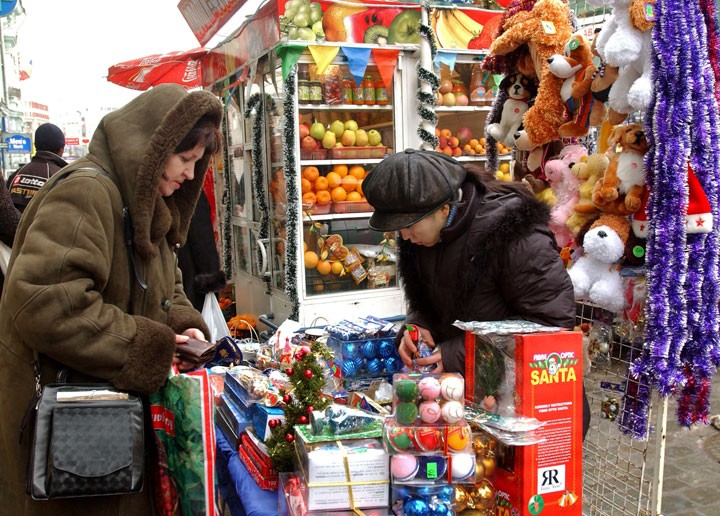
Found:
25,166 -> 147,499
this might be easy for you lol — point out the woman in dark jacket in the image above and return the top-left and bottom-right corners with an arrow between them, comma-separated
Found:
363,149 -> 589,435
0,179 -> 21,294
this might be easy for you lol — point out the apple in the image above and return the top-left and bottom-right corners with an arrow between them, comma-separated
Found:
448,136 -> 459,148
442,92 -> 456,107
301,135 -> 317,151
457,127 -> 473,145
355,129 -> 369,147
435,91 -> 443,106
387,10 -> 421,45
341,129 -> 357,147
309,122 -> 326,140
452,146 -> 463,157
367,129 -> 382,146
329,119 -> 346,139
299,123 -> 310,139
439,79 -> 453,94
455,94 -> 469,106
344,119 -> 359,131
439,136 -> 448,148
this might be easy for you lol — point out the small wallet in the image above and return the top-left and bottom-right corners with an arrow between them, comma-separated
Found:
176,338 -> 217,366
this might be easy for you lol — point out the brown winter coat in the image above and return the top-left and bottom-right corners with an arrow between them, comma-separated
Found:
398,177 -> 576,374
0,84 -> 223,516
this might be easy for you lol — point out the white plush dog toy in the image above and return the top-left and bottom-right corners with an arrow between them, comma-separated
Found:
487,73 -> 537,146
594,0 -> 654,115
568,214 -> 629,313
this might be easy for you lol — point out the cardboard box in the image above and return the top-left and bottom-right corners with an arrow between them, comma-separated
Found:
295,435 -> 389,511
465,331 -> 583,515
217,394 -> 251,437
242,430 -> 277,478
253,404 -> 285,441
239,445 -> 279,490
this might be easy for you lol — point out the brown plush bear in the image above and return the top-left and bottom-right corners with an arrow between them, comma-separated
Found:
587,28 -> 625,126
486,0 -> 573,147
566,153 -> 609,234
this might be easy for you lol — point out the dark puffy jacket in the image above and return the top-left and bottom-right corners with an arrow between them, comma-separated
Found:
7,151 -> 67,212
398,177 -> 576,373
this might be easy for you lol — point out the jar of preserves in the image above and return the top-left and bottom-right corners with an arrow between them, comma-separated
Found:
352,78 -> 364,105
342,76 -> 354,104
363,75 -> 376,105
375,75 -> 388,106
309,81 -> 323,104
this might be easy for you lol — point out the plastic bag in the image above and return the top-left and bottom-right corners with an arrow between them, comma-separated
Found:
0,240 -> 11,275
202,292 -> 231,343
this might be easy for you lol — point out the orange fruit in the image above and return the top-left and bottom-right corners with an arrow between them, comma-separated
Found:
314,176 -> 329,191
302,166 -> 319,182
348,165 -> 365,180
301,178 -> 312,194
316,260 -> 332,275
332,164 -> 348,177
346,191 -> 362,201
316,190 -> 331,205
303,241 -> 308,252
356,179 -> 363,196
330,261 -> 344,275
326,172 -> 342,189
302,192 -> 317,205
304,251 -> 319,269
331,186 -> 347,202
341,175 -> 358,192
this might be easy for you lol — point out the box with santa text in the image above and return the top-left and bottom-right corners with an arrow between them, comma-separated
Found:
464,328 -> 583,515
294,432 -> 389,511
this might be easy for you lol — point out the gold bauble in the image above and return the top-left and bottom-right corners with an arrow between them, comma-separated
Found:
472,434 -> 487,455
475,458 -> 485,480
454,485 -> 469,512
481,452 -> 497,478
470,478 -> 496,510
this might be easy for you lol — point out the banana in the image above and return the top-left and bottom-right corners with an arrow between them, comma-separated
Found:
442,9 -> 474,49
434,9 -> 453,49
451,8 -> 485,38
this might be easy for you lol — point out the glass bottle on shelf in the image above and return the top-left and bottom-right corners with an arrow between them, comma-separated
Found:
363,75 -> 376,105
352,77 -> 364,105
469,64 -> 487,106
298,65 -> 311,103
375,75 -> 388,106
342,76 -> 354,104
309,80 -> 323,104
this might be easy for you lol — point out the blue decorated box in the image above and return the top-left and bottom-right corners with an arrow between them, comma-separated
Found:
253,404 -> 285,441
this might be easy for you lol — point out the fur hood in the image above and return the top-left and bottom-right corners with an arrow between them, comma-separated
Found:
84,84 -> 223,258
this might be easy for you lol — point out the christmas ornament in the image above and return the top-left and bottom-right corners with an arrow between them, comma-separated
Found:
341,360 -> 357,377
403,498 -> 430,516
378,339 -> 394,358
450,452 -> 476,482
391,454 -> 419,482
482,452 -> 497,477
362,340 -> 378,359
395,379 -> 419,402
395,402 -> 419,425
441,400 -> 465,424
454,485 -> 469,512
384,356 -> 402,373
304,369 -> 313,379
388,426 -> 416,451
419,400 -> 442,424
440,375 -> 465,401
285,433 -> 295,443
418,376 -> 441,400
470,479 -> 496,510
285,367 -> 294,377
298,415 -> 308,424
429,500 -> 450,516
415,427 -> 442,452
306,405 -> 314,413
446,425 -> 471,451
418,455 -> 447,481
366,357 -> 383,374
342,342 -> 359,360
472,434 -> 488,455
475,458 -> 486,480
283,394 -> 292,404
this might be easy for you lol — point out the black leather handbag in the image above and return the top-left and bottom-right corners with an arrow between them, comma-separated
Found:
28,382 -> 145,499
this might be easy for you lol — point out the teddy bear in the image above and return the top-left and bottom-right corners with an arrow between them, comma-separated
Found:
544,144 -> 588,247
512,128 -> 564,197
547,34 -> 597,138
485,0 -> 574,147
592,123 -> 648,215
587,27 -> 625,126
566,153 -> 609,234
568,213 -> 630,313
595,0 -> 654,117
486,73 -> 537,146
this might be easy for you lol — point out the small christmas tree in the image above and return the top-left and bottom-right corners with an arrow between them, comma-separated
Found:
266,339 -> 334,472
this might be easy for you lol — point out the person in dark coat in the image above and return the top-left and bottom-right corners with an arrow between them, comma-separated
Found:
0,179 -> 21,294
363,149 -> 590,437
177,189 -> 226,311
8,123 -> 68,212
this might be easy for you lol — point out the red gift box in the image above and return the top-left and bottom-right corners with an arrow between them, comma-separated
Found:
239,445 -> 279,490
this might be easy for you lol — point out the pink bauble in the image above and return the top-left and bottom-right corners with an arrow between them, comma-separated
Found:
419,400 -> 441,424
418,376 -> 441,400
391,454 -> 419,482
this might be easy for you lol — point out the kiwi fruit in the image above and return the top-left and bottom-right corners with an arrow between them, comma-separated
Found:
364,25 -> 389,45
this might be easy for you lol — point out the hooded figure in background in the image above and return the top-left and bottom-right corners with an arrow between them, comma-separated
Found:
0,84 -> 223,516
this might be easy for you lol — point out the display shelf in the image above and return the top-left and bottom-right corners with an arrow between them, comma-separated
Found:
436,105 -> 492,113
302,212 -> 372,222
299,104 -> 393,111
454,154 -> 513,162
300,157 -> 387,166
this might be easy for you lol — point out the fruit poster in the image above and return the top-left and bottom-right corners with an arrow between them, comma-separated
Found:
278,0 -> 505,50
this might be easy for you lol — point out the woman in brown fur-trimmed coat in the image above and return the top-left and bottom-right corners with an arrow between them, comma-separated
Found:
0,84 -> 223,516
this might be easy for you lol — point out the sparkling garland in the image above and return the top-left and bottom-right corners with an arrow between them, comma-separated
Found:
676,0 -> 720,425
417,2 -> 439,149
221,98 -> 234,280
245,92 -> 274,290
484,88 -> 508,174
282,69 -> 300,320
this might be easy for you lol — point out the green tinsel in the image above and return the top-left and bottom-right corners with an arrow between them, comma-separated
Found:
417,1 -> 440,149
282,68 -> 300,320
266,339 -> 334,472
245,93 -> 274,289
220,92 -> 235,280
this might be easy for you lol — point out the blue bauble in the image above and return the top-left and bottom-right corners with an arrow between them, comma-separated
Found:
429,501 -> 450,516
362,340 -> 378,359
343,342 -> 358,360
384,356 -> 401,373
366,357 -> 383,374
341,360 -> 357,378
353,357 -> 365,373
403,499 -> 430,516
377,340 -> 394,358
438,485 -> 455,502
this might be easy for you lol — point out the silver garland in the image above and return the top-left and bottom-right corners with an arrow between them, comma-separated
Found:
417,2 -> 439,148
283,69 -> 300,320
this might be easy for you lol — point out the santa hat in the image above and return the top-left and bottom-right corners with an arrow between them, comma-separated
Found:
632,164 -> 713,238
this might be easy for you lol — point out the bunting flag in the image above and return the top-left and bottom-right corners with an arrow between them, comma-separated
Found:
276,44 -> 305,80
19,58 -> 32,81
371,48 -> 400,92
435,50 -> 457,73
308,45 -> 339,76
340,46 -> 371,87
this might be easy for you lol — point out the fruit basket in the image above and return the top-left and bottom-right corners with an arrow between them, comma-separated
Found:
301,149 -> 327,160
328,146 -> 388,160
302,201 -> 332,215
332,200 -> 373,214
